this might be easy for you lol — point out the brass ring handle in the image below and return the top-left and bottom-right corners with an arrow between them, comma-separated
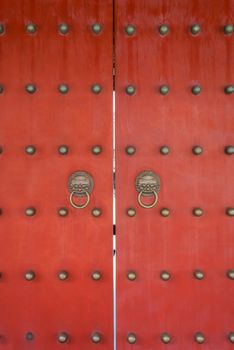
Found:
138,191 -> 158,209
69,191 -> 90,209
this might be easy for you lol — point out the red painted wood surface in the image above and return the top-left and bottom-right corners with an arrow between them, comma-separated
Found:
115,1 -> 234,349
0,1 -> 113,349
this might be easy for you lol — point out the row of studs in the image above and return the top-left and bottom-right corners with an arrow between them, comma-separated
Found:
126,332 -> 234,344
126,207 -> 234,217
125,145 -> 234,155
0,145 -> 102,155
0,84 -> 234,95
0,207 -> 102,217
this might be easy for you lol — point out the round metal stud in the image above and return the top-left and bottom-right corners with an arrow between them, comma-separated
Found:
58,84 -> 69,94
125,146 -> 136,155
58,270 -> 69,281
91,332 -> 102,343
58,145 -> 69,155
159,85 -> 170,95
0,24 -> 5,35
25,270 -> 35,281
127,333 -> 136,344
0,85 -> 4,93
191,85 -> 202,95
0,208 -> 2,216
58,332 -> 68,343
159,24 -> 169,36
228,332 -> 234,343
91,84 -> 102,94
160,146 -> 170,155
92,23 -> 102,34
225,146 -> 234,155
25,84 -> 37,94
193,208 -> 203,217
226,208 -> 234,216
224,85 -> 234,94
125,24 -> 136,36
58,23 -> 69,35
25,332 -> 34,341
127,271 -> 136,281
25,23 -> 37,34
190,24 -> 201,35
25,145 -> 36,155
0,146 -> 3,154
160,270 -> 170,281
161,332 -> 171,344
58,207 -> 69,217
227,269 -> 234,280
92,208 -> 102,217
160,208 -> 170,217
192,145 -> 203,155
92,271 -> 102,281
224,24 -> 234,35
125,85 -> 136,95
193,270 -> 204,280
25,207 -> 36,216
194,332 -> 205,344
92,145 -> 102,155
127,208 -> 136,217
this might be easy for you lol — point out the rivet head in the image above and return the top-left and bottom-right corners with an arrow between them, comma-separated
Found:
159,24 -> 169,36
58,270 -> 69,280
194,332 -> 205,344
192,145 -> 203,155
25,145 -> 36,155
159,85 -> 170,95
190,24 -> 201,35
25,270 -> 35,281
92,271 -> 102,281
25,332 -> 34,341
25,84 -> 37,94
58,332 -> 68,343
193,270 -> 204,280
0,85 -> 5,93
91,84 -> 102,94
193,208 -> 203,217
160,146 -> 170,155
0,24 -> 5,35
224,24 -> 234,35
92,23 -> 102,34
160,270 -> 170,281
161,332 -> 171,344
125,25 -> 136,36
58,23 -> 69,34
160,208 -> 170,217
127,271 -> 136,281
25,23 -> 37,34
191,85 -> 202,95
91,332 -> 102,343
125,85 -> 136,95
58,207 -> 69,217
228,332 -> 234,343
227,269 -> 234,280
225,146 -> 234,155
0,146 -> 3,154
226,208 -> 234,216
92,145 -> 102,155
92,208 -> 102,217
125,146 -> 136,155
224,85 -> 234,94
0,208 -> 3,216
58,84 -> 69,94
127,208 -> 136,217
127,333 -> 136,344
25,207 -> 36,216
58,145 -> 69,155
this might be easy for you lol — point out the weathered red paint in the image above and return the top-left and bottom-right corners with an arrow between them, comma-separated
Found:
115,1 -> 234,349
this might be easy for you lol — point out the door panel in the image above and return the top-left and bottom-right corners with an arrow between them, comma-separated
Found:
0,1 -> 113,349
115,1 -> 234,349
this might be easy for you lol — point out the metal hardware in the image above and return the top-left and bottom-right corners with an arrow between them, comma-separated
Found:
58,332 -> 68,343
227,270 -> 234,279
226,208 -> 234,216
192,145 -> 203,155
194,332 -> 205,344
125,145 -> 136,155
91,332 -> 102,343
25,207 -> 36,216
229,332 -> 234,343
25,270 -> 35,281
92,23 -> 102,34
25,84 -> 37,94
224,24 -> 234,35
68,171 -> 94,209
193,207 -> 203,217
0,85 -> 4,93
159,24 -> 169,35
127,333 -> 136,344
58,145 -> 69,155
25,332 -> 34,341
159,85 -> 169,95
58,23 -> 69,34
92,271 -> 102,281
160,271 -> 170,281
58,271 -> 69,280
193,270 -> 204,280
25,23 -> 37,34
58,84 -> 69,94
92,208 -> 102,217
160,208 -> 170,217
125,25 -> 135,36
58,207 -> 68,217
191,85 -> 202,95
127,271 -> 136,281
0,24 -> 5,35
135,170 -> 160,209
127,208 -> 136,217
160,146 -> 170,155
224,85 -> 234,94
125,85 -> 135,95
92,145 -> 102,155
225,146 -> 234,155
161,333 -> 171,344
0,146 -> 3,154
190,24 -> 201,35
91,84 -> 102,94
25,145 -> 36,155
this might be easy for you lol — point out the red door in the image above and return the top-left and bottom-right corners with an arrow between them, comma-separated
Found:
0,1 -> 113,349
115,1 -> 234,349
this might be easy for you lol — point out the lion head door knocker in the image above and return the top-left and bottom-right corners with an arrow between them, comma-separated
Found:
135,170 -> 160,209
68,171 -> 94,209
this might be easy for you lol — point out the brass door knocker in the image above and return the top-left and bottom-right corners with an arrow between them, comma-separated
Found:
68,171 -> 94,209
135,170 -> 160,209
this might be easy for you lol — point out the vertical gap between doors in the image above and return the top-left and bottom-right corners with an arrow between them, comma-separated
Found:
113,1 -> 116,350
